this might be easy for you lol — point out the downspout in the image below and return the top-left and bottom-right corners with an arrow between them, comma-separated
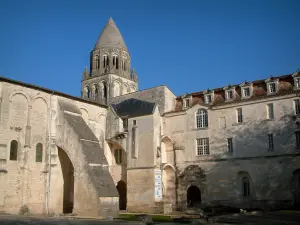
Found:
173,142 -> 178,211
45,91 -> 53,214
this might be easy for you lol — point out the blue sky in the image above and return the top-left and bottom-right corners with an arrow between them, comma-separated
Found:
0,0 -> 299,97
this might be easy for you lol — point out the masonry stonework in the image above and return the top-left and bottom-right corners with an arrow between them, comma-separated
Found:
0,17 -> 300,217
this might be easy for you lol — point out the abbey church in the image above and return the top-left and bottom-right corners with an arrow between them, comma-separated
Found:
0,18 -> 300,217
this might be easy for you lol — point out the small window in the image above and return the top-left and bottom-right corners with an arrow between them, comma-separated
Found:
295,78 -> 300,89
9,140 -> 18,161
295,99 -> 300,115
243,87 -> 250,97
196,109 -> 208,128
267,103 -> 274,119
226,90 -> 233,100
196,138 -> 209,155
205,94 -> 212,104
227,138 -> 233,153
296,131 -> 300,149
237,108 -> 243,123
133,120 -> 137,126
114,149 -> 122,164
123,118 -> 128,132
268,134 -> 274,151
184,99 -> 190,108
103,55 -> 109,67
268,83 -> 277,94
36,143 -> 43,162
242,177 -> 250,197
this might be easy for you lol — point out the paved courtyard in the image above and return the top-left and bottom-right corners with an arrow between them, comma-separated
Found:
0,212 -> 300,225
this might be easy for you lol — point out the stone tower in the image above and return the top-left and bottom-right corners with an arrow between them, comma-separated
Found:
81,17 -> 138,104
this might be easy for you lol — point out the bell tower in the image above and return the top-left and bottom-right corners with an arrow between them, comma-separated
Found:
81,17 -> 138,104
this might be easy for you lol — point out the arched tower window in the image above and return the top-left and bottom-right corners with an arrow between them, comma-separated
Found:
242,176 -> 250,197
95,55 -> 100,70
122,61 -> 126,71
113,55 -> 119,69
10,140 -> 18,161
36,143 -> 43,162
94,84 -> 99,100
85,86 -> 91,99
196,109 -> 208,128
103,55 -> 109,68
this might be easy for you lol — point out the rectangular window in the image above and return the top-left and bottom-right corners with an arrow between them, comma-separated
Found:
243,87 -> 250,97
205,94 -> 212,104
133,120 -> 137,126
296,78 -> 300,89
295,99 -> 300,115
123,118 -> 128,132
226,90 -> 233,100
196,138 -> 209,155
269,83 -> 276,94
296,131 -> 300,149
237,108 -> 243,123
227,138 -> 233,153
184,99 -> 190,107
114,149 -> 122,164
267,103 -> 274,119
268,133 -> 274,151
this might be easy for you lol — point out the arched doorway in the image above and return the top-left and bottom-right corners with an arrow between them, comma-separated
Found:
58,148 -> 74,214
292,169 -> 300,209
187,185 -> 201,208
116,180 -> 127,210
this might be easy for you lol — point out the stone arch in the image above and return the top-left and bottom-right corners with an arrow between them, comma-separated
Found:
162,164 -> 176,206
10,93 -> 29,128
92,83 -> 99,100
84,85 -> 91,99
80,108 -> 89,124
292,169 -> 300,208
100,80 -> 108,103
187,185 -> 201,207
113,80 -> 121,97
57,146 -> 75,214
31,97 -> 48,145
116,180 -> 127,210
161,136 -> 173,164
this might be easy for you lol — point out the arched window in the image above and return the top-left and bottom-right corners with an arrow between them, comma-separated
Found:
242,176 -> 250,197
113,55 -> 119,69
85,86 -> 91,99
95,55 -> 100,70
122,61 -> 126,71
10,140 -> 18,161
196,109 -> 208,128
103,55 -> 109,68
36,143 -> 43,162
94,84 -> 99,100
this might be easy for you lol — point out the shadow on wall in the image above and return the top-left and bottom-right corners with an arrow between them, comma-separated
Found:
176,105 -> 300,211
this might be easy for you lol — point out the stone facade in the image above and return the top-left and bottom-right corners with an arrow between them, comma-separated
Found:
0,17 -> 300,217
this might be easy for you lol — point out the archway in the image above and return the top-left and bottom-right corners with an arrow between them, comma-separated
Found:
58,148 -> 74,214
187,185 -> 201,208
116,180 -> 127,210
292,169 -> 300,208
163,165 -> 176,205
161,136 -> 173,164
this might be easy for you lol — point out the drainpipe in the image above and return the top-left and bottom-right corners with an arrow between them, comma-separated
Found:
173,143 -> 178,211
45,92 -> 53,214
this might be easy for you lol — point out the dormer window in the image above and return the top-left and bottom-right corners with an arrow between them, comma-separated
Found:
265,77 -> 278,95
243,87 -> 250,97
205,95 -> 212,104
226,90 -> 233,100
292,70 -> 300,90
203,89 -> 214,104
224,85 -> 235,101
268,83 -> 277,94
239,81 -> 252,99
184,99 -> 190,108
